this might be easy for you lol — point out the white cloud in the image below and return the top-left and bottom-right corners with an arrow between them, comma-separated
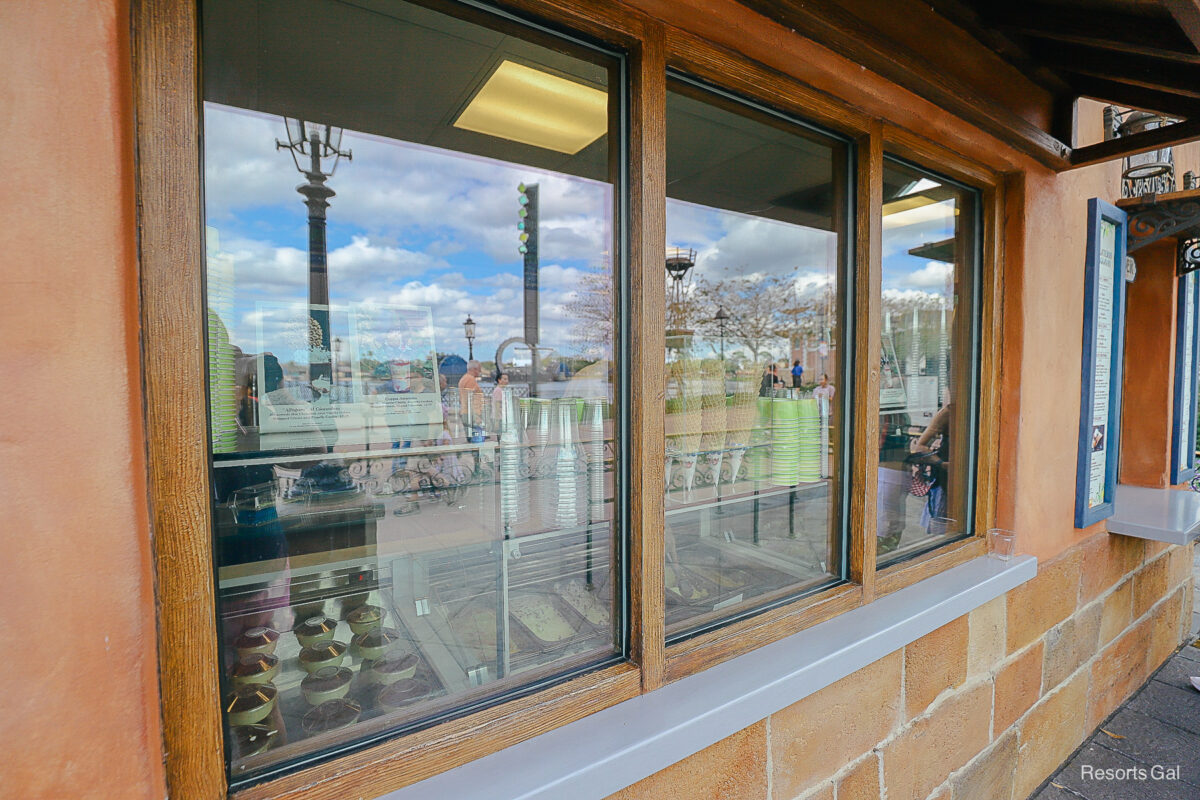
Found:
901,261 -> 953,290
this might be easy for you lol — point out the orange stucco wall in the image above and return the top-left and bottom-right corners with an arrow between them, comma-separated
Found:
0,2 -> 166,798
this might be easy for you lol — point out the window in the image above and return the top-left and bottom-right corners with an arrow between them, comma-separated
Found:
138,2 -> 1001,793
201,0 -> 624,780
661,76 -> 852,639
876,156 -> 981,565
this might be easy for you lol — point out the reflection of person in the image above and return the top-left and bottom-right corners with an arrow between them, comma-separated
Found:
458,360 -> 485,427
760,363 -> 784,396
791,359 -> 804,387
491,372 -> 509,404
913,403 -> 953,535
813,373 -> 835,401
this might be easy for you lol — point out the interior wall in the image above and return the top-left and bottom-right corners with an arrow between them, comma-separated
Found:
0,1 -> 166,798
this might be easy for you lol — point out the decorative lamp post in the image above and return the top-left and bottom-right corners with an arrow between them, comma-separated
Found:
463,314 -> 476,361
665,247 -> 697,350
276,119 -> 352,381
714,306 -> 730,360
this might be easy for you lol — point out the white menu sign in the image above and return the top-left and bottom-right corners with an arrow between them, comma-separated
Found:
1178,271 -> 1197,474
1087,220 -> 1117,509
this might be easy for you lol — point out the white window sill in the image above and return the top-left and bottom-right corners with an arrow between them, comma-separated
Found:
1107,484 -> 1200,545
378,554 -> 1037,800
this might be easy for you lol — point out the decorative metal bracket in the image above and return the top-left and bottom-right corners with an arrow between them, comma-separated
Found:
1180,236 -> 1200,275
1127,200 -> 1200,253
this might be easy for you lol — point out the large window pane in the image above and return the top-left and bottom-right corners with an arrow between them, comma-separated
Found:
876,157 -> 979,565
202,0 -> 622,779
663,78 -> 850,639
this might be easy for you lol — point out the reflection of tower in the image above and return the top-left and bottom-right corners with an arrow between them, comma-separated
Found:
206,226 -> 238,453
276,119 -> 352,382
665,247 -> 696,349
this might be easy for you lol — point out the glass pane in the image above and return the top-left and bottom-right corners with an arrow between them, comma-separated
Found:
202,0 -> 622,779
876,157 -> 978,565
663,79 -> 849,639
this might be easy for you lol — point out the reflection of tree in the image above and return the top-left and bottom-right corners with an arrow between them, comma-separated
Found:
567,260 -> 614,357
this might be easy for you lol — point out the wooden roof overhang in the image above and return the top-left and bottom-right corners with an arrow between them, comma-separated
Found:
739,0 -> 1200,171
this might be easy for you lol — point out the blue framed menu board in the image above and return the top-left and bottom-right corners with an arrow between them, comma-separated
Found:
1075,198 -> 1128,528
1172,269 -> 1200,485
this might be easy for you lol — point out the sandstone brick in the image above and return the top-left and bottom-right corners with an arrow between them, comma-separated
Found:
994,640 -> 1043,734
905,616 -> 968,719
1144,540 -> 1170,560
1147,585 -> 1185,671
1079,532 -> 1144,604
950,728 -> 1017,800
835,753 -> 880,800
927,788 -> 950,800
881,682 -> 992,800
605,721 -> 767,800
794,784 -> 833,800
1087,613 -> 1154,730
1183,575 -> 1196,641
1007,548 -> 1082,654
1014,668 -> 1089,800
1132,555 -> 1170,619
967,596 -> 1006,678
769,650 -> 902,798
1167,543 -> 1193,588
1042,602 -> 1101,690
1099,578 -> 1132,645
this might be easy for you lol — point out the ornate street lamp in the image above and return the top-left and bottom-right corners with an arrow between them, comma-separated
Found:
276,119 -> 352,380
463,314 -> 477,361
713,306 -> 730,360
665,247 -> 697,349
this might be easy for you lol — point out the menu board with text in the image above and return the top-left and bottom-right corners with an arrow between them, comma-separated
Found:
1075,199 -> 1128,528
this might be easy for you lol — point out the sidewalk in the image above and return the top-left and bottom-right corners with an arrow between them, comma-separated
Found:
1027,548 -> 1200,800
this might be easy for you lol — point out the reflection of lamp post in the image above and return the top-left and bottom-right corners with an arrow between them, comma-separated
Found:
276,119 -> 352,381
665,247 -> 697,350
463,315 -> 476,361
714,306 -> 730,360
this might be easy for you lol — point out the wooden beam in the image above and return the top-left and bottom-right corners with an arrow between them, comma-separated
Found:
1068,117 -> 1200,169
1070,74 -> 1200,120
1164,0 -> 1200,53
736,0 -> 1071,169
1037,43 -> 1200,102
1002,25 -> 1200,65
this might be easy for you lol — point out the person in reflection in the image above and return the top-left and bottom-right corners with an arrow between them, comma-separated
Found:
759,363 -> 784,396
790,359 -> 804,388
458,360 -> 486,437
912,402 -> 953,537
813,373 -> 835,402
491,371 -> 510,404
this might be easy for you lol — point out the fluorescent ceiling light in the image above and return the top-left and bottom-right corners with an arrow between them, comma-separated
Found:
882,199 -> 957,229
453,60 -> 608,155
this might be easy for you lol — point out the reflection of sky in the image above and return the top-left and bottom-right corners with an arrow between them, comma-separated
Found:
204,103 -> 613,364
882,199 -> 958,306
205,101 -> 962,366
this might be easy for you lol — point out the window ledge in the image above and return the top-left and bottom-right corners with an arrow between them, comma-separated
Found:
377,554 -> 1037,800
1106,484 -> 1200,545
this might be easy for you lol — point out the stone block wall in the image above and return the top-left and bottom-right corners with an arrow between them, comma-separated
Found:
607,535 -> 1194,800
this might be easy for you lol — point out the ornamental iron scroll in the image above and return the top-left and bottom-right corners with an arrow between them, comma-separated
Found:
1126,200 -> 1200,257
1181,237 -> 1200,276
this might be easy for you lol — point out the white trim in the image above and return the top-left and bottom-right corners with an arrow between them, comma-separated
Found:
377,554 -> 1037,800
1107,484 -> 1200,545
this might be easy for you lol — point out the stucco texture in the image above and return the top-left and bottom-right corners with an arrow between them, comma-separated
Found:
0,1 -> 166,798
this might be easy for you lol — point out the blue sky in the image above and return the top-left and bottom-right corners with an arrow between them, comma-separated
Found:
204,102 -> 959,369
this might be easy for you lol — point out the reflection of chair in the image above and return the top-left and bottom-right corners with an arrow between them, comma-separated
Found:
273,464 -> 302,498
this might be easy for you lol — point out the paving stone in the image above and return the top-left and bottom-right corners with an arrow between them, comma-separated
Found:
1090,708 -> 1200,789
1177,642 -> 1200,663
1051,743 -> 1183,800
1126,680 -> 1200,735
1028,782 -> 1084,800
1150,654 -> 1199,693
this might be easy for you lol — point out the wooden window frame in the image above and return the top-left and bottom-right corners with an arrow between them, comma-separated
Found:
133,0 -> 1005,798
